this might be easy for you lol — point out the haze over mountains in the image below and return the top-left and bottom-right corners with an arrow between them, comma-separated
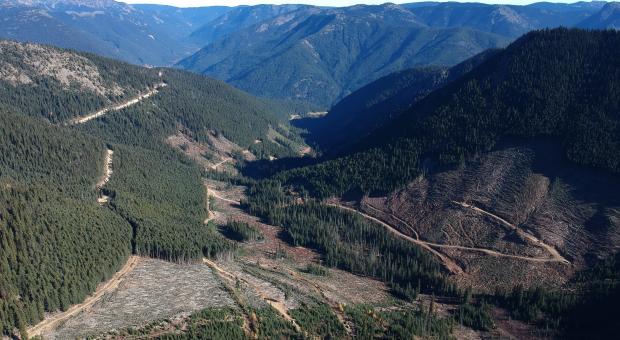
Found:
177,1 -> 615,106
2,0 -> 619,106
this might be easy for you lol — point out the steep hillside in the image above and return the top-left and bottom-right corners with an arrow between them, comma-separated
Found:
0,0 -> 229,65
0,40 -> 304,336
299,49 -> 498,152
134,4 -> 231,41
0,111 -> 133,337
177,4 -> 510,108
578,2 -> 620,29
280,28 -> 620,197
0,39 -> 301,157
264,28 -> 620,289
178,2 -> 610,108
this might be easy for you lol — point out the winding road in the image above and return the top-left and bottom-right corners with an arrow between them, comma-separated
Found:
329,202 -> 571,275
328,203 -> 465,275
452,201 -> 570,264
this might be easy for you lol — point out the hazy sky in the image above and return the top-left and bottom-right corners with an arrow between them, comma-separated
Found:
123,1 -> 578,7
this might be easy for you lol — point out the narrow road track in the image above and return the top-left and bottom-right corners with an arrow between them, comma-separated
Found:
208,188 -> 241,205
96,149 -> 114,205
452,201 -> 570,264
210,157 -> 232,170
27,256 -> 140,338
363,203 -> 421,240
70,83 -> 167,125
329,202 -> 571,276
202,258 -> 302,332
328,204 -> 465,275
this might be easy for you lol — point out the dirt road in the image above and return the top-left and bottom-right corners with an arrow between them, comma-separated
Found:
329,202 -> 572,276
27,256 -> 140,338
96,149 -> 114,204
328,203 -> 465,275
70,83 -> 167,125
210,157 -> 232,170
452,201 -> 570,264
208,188 -> 241,205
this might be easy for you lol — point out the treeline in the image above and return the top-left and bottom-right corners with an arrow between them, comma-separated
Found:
275,28 -> 620,197
0,112 -> 132,336
243,181 -> 458,300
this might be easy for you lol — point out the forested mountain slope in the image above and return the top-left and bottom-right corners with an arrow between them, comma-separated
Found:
404,1 -> 603,37
298,49 -> 498,152
188,4 -> 307,45
0,40 -> 301,336
238,29 -> 620,337
279,28 -> 620,197
178,2 -> 611,108
578,2 -> 620,28
270,28 -> 620,286
177,3 -> 510,108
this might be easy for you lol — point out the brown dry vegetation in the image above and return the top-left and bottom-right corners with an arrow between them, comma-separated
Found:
42,257 -> 235,339
167,128 -> 256,175
354,146 -> 620,292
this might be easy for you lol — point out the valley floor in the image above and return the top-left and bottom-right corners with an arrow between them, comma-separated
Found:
28,177 -> 551,339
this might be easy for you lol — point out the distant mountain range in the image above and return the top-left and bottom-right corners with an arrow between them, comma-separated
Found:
1,1 -> 619,106
579,2 -> 620,28
0,0 -> 231,65
177,1 -> 616,107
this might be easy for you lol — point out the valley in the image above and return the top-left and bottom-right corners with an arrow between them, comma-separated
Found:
1,2 -> 620,339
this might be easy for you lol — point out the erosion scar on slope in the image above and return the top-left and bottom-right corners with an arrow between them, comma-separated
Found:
27,256 -> 140,338
69,83 -> 167,125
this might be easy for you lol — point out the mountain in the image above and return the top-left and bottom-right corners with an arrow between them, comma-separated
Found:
275,27 -> 620,266
578,2 -> 620,29
252,29 -> 620,337
297,49 -> 499,152
188,4 -> 308,45
0,0 -> 231,65
280,28 -> 620,197
0,39 -> 303,335
403,1 -> 604,37
133,4 -> 231,41
177,4 -> 511,108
